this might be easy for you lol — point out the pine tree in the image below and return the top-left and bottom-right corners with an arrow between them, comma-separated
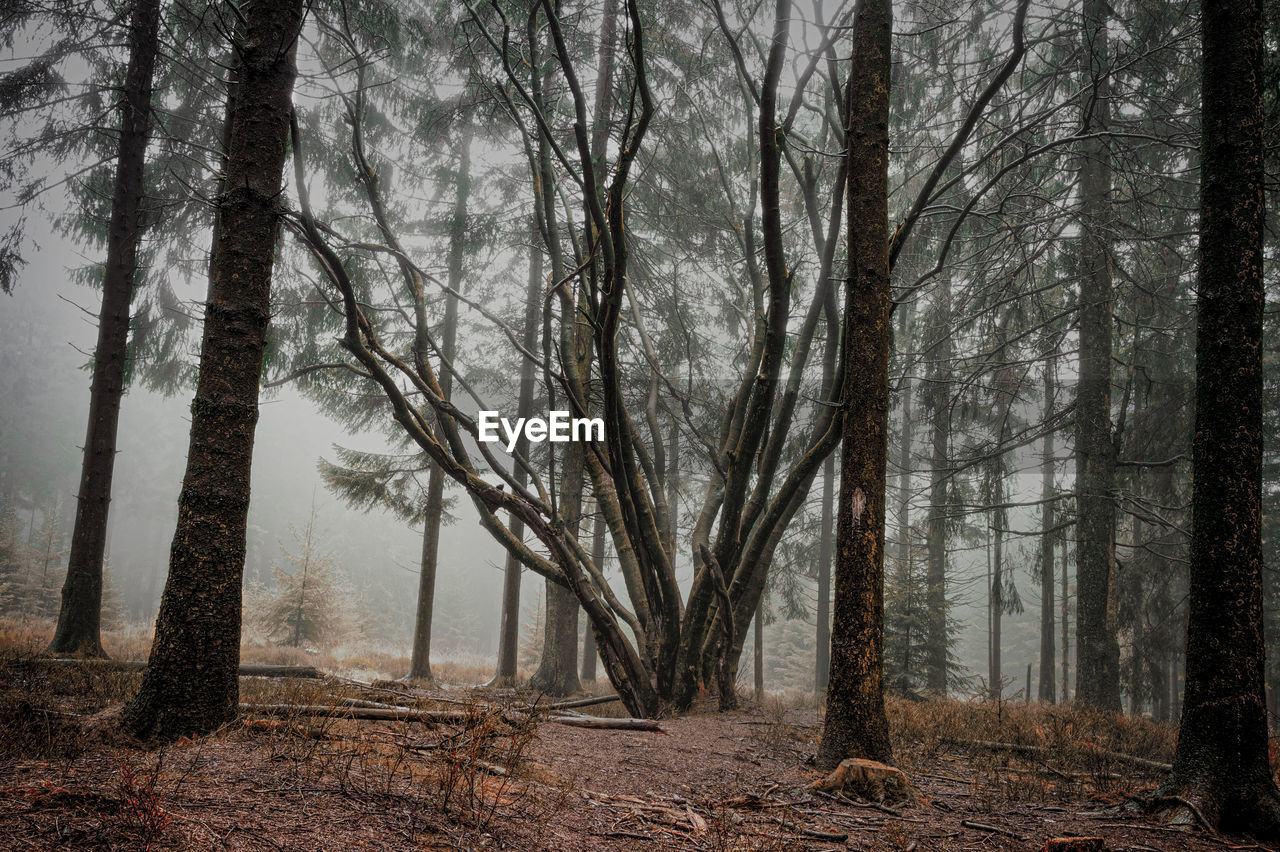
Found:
257,507 -> 345,650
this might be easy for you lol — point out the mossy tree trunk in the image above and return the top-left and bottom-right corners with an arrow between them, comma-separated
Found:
122,0 -> 302,741
1156,0 -> 1280,835
817,0 -> 893,770
50,0 -> 162,659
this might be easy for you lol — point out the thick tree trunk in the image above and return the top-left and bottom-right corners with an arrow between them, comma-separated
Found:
408,131 -> 472,681
1074,0 -> 1122,713
817,0 -> 893,769
122,0 -> 302,740
1038,361 -> 1057,703
50,0 -> 162,658
530,580 -> 581,696
1157,0 -> 1280,834
491,225 -> 543,687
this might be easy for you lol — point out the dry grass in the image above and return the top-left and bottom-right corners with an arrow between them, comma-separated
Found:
886,694 -> 1178,804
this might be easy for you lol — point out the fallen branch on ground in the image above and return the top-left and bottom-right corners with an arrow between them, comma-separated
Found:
546,714 -> 663,732
30,658 -> 324,679
239,703 -> 511,724
962,820 -> 1024,839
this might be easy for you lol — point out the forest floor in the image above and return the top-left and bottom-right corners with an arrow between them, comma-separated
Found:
0,626 -> 1273,850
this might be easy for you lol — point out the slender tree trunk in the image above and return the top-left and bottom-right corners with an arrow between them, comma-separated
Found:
894,303 -> 915,692
1157,0 -> 1280,833
1075,0 -> 1122,713
407,130 -> 473,681
754,600 -> 764,702
923,275 -> 952,696
1039,361 -> 1057,702
988,465 -> 1005,700
816,453 -> 834,694
895,304 -> 914,581
528,261 -> 586,697
581,508 -> 605,683
817,0 -> 893,769
1061,537 -> 1070,702
815,286 -> 839,696
122,0 -> 302,740
528,0 -> 619,699
491,225 -> 543,686
407,497 -> 441,680
50,0 -> 162,658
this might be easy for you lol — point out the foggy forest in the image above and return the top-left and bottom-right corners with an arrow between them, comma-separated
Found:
1,0 -> 1278,848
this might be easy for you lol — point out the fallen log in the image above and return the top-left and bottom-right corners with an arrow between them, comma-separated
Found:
339,696 -> 414,711
30,658 -> 324,679
947,738 -> 1171,773
239,702 -> 658,731
548,715 -> 663,732
239,703 -> 509,724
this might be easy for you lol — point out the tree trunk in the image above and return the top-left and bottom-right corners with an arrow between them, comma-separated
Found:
988,466 -> 1005,700
923,275 -> 952,696
1038,360 -> 1057,703
815,282 -> 840,696
408,130 -> 472,681
1156,0 -> 1280,834
1074,0 -> 1122,714
1061,536 -> 1070,702
754,600 -> 764,702
491,224 -> 543,687
50,0 -> 162,659
581,509 -> 605,683
816,452 -> 834,694
530,581 -> 581,696
817,0 -> 893,769
122,0 -> 302,740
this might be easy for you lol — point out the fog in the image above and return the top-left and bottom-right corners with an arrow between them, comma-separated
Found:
0,211 -> 530,669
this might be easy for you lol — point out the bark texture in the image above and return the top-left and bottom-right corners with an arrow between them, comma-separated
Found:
1074,0 -> 1122,713
1157,0 -> 1280,835
817,0 -> 893,769
122,0 -> 302,740
50,0 -> 162,658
